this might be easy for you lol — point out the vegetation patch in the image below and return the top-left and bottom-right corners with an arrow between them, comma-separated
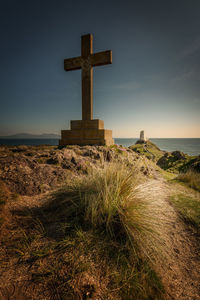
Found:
130,141 -> 200,175
169,193 -> 200,233
39,163 -> 165,299
129,140 -> 164,162
176,170 -> 200,192
1,163 -> 165,299
157,152 -> 199,174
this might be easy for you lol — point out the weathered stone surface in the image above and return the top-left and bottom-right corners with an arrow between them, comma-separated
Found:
0,154 -> 66,195
71,119 -> 104,130
171,151 -> 186,161
64,34 -> 112,121
60,34 -> 113,146
60,128 -> 113,146
0,145 -> 143,196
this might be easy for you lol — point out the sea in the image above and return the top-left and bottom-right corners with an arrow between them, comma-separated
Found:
0,138 -> 199,156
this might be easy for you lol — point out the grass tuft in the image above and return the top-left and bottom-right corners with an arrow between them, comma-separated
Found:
40,162 -> 165,298
64,164 -> 158,250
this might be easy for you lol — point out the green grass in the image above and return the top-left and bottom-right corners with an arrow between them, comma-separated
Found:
169,193 -> 200,232
159,169 -> 177,181
130,141 -> 200,175
129,140 -> 164,161
176,170 -> 200,192
156,152 -> 199,174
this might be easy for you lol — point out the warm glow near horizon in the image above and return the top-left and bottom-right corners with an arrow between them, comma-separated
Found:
112,125 -> 200,139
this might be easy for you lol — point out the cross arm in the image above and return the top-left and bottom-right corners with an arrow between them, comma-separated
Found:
90,50 -> 112,67
64,56 -> 82,71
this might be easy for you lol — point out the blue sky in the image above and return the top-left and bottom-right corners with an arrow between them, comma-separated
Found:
0,0 -> 200,138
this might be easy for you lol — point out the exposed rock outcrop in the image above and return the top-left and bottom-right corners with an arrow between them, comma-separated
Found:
0,145 -> 145,196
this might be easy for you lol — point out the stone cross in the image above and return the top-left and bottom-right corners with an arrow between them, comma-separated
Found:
64,34 -> 112,121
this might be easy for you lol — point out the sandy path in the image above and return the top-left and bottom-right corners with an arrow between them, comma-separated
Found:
137,178 -> 200,300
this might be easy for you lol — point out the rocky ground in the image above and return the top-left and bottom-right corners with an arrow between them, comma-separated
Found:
0,144 -> 155,196
0,143 -> 200,299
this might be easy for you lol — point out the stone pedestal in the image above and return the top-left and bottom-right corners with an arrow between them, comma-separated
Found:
59,119 -> 114,146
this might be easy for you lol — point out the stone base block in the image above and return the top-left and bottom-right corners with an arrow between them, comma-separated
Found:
59,120 -> 114,146
71,119 -> 104,130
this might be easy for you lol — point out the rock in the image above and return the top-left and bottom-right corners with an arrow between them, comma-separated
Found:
192,160 -> 200,172
83,150 -> 92,157
171,151 -> 186,161
46,157 -> 59,164
157,156 -> 169,169
0,152 -> 66,195
71,156 -> 77,165
61,159 -> 73,169
94,153 -> 100,159
140,166 -> 149,176
103,150 -> 112,162
179,156 -> 200,173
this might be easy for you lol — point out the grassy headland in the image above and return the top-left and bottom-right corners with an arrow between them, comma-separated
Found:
0,143 -> 199,299
130,140 -> 200,173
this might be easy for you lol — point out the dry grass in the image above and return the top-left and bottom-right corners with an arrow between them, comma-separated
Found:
0,163 -> 166,299
38,163 -> 165,298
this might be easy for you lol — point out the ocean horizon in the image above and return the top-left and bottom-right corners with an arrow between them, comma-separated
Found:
0,138 -> 199,156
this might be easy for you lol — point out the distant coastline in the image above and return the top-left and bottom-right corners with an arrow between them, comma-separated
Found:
0,134 -> 199,140
0,133 -> 61,139
0,137 -> 200,156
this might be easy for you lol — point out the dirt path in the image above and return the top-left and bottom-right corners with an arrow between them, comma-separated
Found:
137,177 -> 200,300
1,177 -> 200,299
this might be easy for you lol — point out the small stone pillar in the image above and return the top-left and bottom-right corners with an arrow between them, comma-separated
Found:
140,130 -> 146,142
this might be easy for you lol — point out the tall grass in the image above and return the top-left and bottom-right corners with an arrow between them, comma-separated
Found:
4,163 -> 164,299
46,162 -> 165,298
67,164 -> 156,249
177,170 -> 200,191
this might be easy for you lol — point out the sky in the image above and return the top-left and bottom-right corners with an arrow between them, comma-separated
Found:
0,0 -> 200,138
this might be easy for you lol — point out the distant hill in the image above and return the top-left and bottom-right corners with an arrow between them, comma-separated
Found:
0,133 -> 61,139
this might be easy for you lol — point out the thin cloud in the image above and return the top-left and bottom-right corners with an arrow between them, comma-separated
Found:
173,70 -> 195,82
180,37 -> 200,58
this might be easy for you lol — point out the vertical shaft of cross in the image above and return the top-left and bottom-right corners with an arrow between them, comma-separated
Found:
81,34 -> 93,120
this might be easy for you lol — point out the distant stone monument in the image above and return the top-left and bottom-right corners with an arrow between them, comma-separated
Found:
140,130 -> 146,142
59,34 -> 114,146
